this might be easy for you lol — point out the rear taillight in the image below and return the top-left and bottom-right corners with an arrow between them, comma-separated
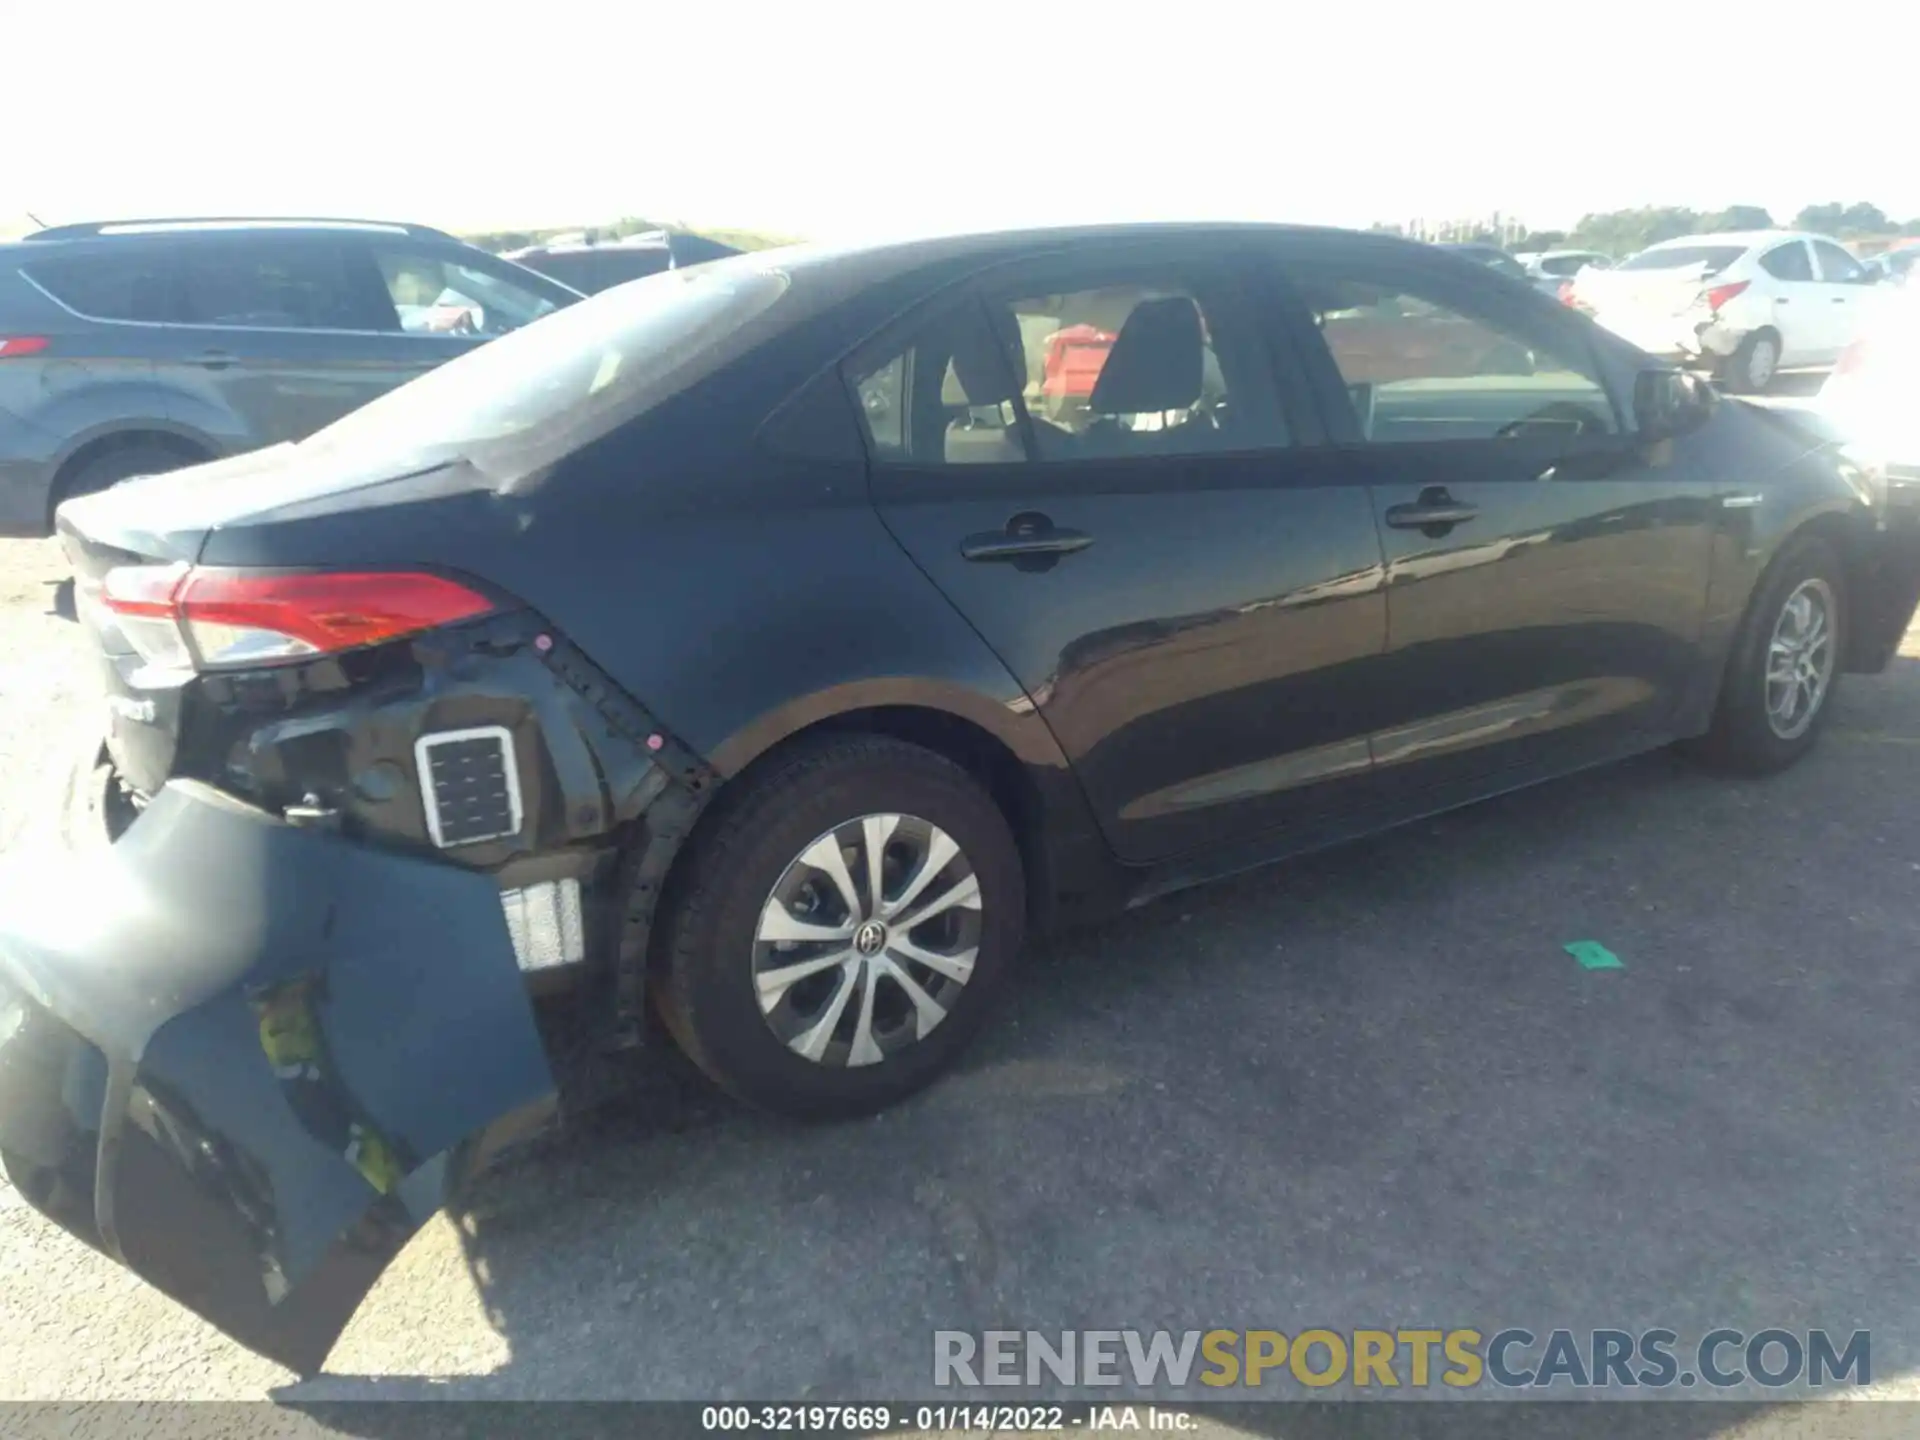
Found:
100,566 -> 494,670
1702,280 -> 1750,314
0,336 -> 50,359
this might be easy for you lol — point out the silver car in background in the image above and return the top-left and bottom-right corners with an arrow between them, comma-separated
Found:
0,217 -> 581,536
1516,248 -> 1613,297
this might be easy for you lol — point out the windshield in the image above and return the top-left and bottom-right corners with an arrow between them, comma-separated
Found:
300,260 -> 792,482
1619,244 -> 1747,274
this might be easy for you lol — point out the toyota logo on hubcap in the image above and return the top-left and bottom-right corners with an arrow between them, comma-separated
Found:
854,920 -> 888,956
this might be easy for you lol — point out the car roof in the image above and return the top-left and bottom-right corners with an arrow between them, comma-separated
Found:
628,222 -> 1514,316
762,219 -> 1415,273
0,216 -> 466,261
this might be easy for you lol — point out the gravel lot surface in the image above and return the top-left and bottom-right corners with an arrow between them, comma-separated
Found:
4,477 -> 1920,1437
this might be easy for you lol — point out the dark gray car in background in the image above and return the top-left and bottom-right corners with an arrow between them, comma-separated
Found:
0,217 -> 581,536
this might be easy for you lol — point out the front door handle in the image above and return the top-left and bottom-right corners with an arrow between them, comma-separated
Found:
191,350 -> 238,369
1385,492 -> 1478,532
961,512 -> 1094,563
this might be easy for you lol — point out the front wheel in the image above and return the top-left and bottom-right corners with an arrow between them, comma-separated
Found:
649,735 -> 1025,1119
1685,534 -> 1845,774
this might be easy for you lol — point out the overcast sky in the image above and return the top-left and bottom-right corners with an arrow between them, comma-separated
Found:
8,0 -> 1913,241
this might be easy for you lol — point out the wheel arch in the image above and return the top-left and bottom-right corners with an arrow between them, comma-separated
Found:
47,425 -> 217,524
1777,507 -> 1880,671
682,680 -> 1120,935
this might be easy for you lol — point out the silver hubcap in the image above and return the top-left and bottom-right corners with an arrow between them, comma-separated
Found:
1747,338 -> 1778,388
1765,578 -> 1835,740
754,813 -> 981,1068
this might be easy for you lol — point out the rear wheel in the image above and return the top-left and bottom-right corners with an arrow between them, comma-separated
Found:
650,734 -> 1024,1119
53,440 -> 202,517
1718,330 -> 1780,395
1685,534 -> 1845,774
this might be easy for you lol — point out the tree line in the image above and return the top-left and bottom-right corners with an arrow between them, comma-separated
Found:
1401,203 -> 1920,258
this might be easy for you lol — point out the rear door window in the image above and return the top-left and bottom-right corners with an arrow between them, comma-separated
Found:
175,240 -> 380,330
1760,242 -> 1814,282
1812,240 -> 1868,283
23,251 -> 179,322
846,261 -> 1289,467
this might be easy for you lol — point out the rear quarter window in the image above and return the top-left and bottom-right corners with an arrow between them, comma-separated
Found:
1760,243 -> 1813,282
23,251 -> 177,322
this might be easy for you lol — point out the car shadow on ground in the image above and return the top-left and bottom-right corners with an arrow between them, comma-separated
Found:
279,658 -> 1920,1426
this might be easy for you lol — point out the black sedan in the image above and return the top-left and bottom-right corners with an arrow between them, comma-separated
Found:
6,222 -> 1920,1372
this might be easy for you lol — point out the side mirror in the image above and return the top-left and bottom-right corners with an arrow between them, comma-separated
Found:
1634,367 -> 1715,442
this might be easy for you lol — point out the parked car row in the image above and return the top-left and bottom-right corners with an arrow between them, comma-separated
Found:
0,218 -> 745,538
1567,230 -> 1889,393
1436,231 -> 1902,394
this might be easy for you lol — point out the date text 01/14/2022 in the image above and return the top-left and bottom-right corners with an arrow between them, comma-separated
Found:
699,1406 -> 1199,1433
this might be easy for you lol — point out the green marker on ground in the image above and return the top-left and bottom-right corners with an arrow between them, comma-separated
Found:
1564,940 -> 1623,971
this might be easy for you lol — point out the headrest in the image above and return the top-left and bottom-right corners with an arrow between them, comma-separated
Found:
946,308 -> 1024,406
1090,297 -> 1205,414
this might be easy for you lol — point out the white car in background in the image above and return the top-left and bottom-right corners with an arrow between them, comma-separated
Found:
1516,248 -> 1611,296
1820,281 -> 1920,484
1568,230 -> 1885,394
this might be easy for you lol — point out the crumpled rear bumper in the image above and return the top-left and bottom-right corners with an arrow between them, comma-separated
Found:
0,780 -> 556,1374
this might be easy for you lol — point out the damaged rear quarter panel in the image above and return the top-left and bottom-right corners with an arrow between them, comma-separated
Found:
186,608 -> 711,873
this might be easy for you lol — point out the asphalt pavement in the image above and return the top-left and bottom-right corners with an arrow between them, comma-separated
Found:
3,412 -> 1920,1433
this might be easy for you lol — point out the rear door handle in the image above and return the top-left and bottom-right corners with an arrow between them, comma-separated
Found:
190,350 -> 238,369
1385,498 -> 1478,531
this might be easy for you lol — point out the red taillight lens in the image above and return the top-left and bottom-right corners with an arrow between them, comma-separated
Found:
1703,280 -> 1750,313
101,563 -> 194,668
0,336 -> 50,359
99,566 -> 494,670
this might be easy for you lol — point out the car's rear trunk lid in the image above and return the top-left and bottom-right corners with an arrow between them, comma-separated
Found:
1573,262 -> 1718,320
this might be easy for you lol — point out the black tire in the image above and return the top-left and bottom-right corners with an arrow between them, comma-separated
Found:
54,441 -> 200,514
1718,330 -> 1781,395
1685,533 -> 1846,775
650,734 -> 1025,1120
